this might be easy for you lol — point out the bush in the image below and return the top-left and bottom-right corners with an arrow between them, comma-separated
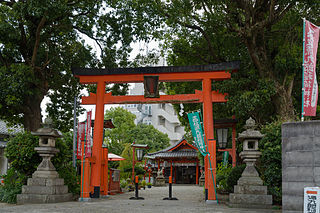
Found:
216,162 -> 232,193
0,168 -> 26,203
226,164 -> 246,193
258,120 -> 282,204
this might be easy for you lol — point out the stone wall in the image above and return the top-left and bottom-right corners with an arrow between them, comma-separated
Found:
282,121 -> 320,213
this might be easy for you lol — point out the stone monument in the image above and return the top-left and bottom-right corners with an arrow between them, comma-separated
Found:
17,118 -> 73,204
199,169 -> 205,186
229,117 -> 272,209
155,167 -> 166,186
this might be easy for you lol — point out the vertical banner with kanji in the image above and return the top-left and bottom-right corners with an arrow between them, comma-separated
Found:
85,111 -> 92,157
302,19 -> 320,117
77,122 -> 86,159
187,112 -> 207,156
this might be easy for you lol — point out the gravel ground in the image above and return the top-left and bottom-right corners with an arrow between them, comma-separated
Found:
0,185 -> 281,213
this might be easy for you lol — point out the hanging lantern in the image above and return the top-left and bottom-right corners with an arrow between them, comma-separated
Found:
136,148 -> 144,161
217,128 -> 228,149
144,76 -> 160,98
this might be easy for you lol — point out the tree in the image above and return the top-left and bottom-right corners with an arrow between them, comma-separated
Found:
125,123 -> 170,152
104,107 -> 136,155
104,107 -> 170,155
126,0 -> 319,123
0,0 -> 152,131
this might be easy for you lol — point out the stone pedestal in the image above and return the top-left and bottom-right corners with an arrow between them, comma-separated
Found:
17,147 -> 73,204
155,168 -> 166,186
229,117 -> 272,209
229,164 -> 272,209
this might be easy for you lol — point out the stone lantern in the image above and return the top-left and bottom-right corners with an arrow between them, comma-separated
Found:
229,117 -> 272,209
17,118 -> 72,204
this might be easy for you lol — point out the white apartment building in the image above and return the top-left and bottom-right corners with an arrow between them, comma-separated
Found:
122,83 -> 185,145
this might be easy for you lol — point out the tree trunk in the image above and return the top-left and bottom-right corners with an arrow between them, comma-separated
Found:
23,94 -> 43,132
273,81 -> 296,121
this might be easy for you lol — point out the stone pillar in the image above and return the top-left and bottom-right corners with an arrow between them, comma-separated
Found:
229,117 -> 272,209
17,118 -> 73,204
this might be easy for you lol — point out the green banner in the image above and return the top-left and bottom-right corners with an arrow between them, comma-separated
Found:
222,151 -> 229,166
187,112 -> 207,156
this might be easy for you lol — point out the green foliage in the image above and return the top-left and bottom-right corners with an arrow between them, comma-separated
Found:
216,163 -> 232,193
226,164 -> 246,193
0,168 -> 26,203
104,107 -> 136,155
0,0 -> 156,131
104,107 -> 170,158
120,179 -> 128,188
124,124 -> 170,152
258,120 -> 282,204
5,132 -> 41,176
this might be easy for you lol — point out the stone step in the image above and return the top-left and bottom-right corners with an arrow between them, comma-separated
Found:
17,193 -> 73,204
22,185 -> 68,195
234,185 -> 267,194
27,178 -> 64,186
229,193 -> 272,205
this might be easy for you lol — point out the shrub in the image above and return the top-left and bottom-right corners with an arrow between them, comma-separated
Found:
216,162 -> 232,193
0,168 -> 26,203
258,120 -> 282,204
226,164 -> 246,193
120,179 -> 128,188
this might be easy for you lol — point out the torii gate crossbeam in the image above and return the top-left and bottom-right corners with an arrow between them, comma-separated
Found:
72,61 -> 240,202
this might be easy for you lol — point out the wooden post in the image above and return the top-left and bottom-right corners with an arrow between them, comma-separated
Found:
202,78 -> 216,201
91,81 -> 106,198
101,147 -> 108,196
132,146 -> 135,182
232,123 -> 236,167
196,161 -> 199,185
80,141 -> 90,200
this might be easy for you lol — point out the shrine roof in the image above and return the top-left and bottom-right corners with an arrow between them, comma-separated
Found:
72,61 -> 240,76
145,137 -> 198,160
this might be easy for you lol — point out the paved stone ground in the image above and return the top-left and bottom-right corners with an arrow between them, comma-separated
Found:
0,185 -> 281,213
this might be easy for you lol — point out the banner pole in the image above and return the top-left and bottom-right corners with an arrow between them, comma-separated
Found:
301,18 -> 306,121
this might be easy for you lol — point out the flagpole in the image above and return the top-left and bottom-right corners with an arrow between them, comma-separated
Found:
301,18 -> 306,121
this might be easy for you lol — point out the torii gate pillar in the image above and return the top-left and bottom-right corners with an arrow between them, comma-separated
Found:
91,80 -> 106,197
202,78 -> 216,202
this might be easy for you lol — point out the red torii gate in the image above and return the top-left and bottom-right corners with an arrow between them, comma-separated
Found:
72,61 -> 240,202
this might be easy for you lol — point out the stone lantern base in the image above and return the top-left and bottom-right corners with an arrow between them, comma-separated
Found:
229,164 -> 272,209
17,147 -> 73,204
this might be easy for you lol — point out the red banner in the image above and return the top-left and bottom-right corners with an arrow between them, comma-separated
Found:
303,20 -> 320,116
76,111 -> 93,159
76,122 -> 86,159
85,111 -> 92,157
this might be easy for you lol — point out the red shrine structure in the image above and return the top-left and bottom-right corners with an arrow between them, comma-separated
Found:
146,137 -> 200,184
72,61 -> 240,202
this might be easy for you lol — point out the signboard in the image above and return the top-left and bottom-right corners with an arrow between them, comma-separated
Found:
302,20 -> 320,117
187,112 -> 207,156
304,187 -> 320,213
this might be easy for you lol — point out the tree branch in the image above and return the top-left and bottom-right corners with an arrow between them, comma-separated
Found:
31,15 -> 47,67
73,26 -> 104,58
